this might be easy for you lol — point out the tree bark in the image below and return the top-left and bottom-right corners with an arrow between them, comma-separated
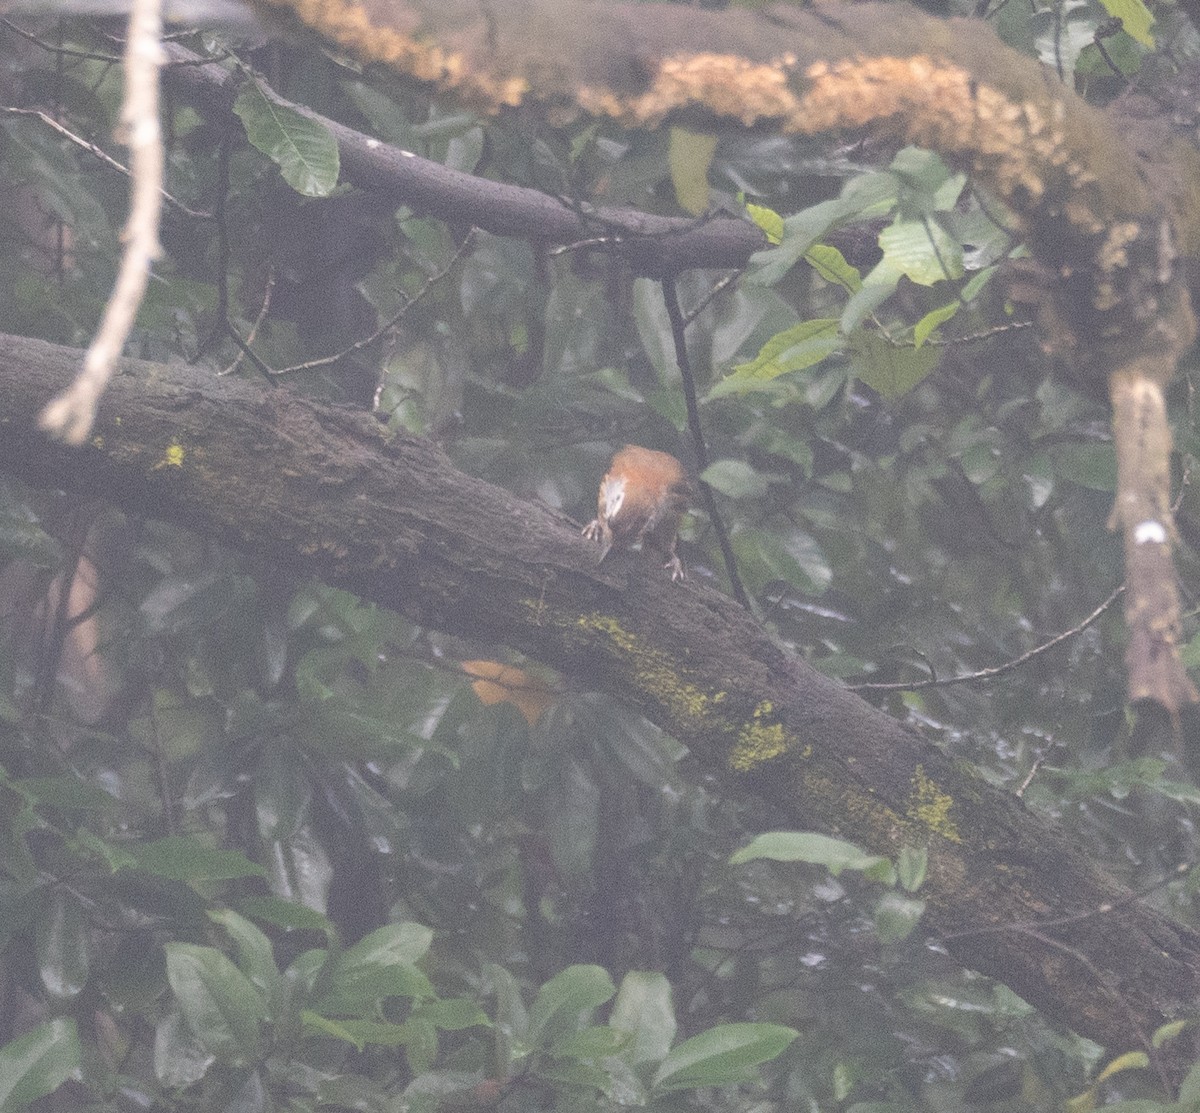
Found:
0,331 -> 1197,1075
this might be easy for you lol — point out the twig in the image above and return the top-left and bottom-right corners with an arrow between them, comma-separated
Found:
38,0 -> 165,444
219,267 -> 275,376
0,107 -> 208,219
848,584 -> 1124,692
682,271 -> 741,327
273,228 -> 479,377
1,17 -> 123,62
660,276 -> 751,609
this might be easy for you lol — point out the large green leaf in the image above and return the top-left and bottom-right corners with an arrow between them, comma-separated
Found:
850,331 -> 940,397
710,319 -> 841,398
132,837 -> 268,883
209,909 -> 282,1008
610,971 -> 676,1065
651,1022 -> 798,1092
36,887 -> 89,999
731,831 -> 888,875
668,127 -> 717,215
526,965 -> 616,1050
315,923 -> 436,1014
233,79 -> 340,197
165,942 -> 268,1064
0,1019 -> 80,1112
1098,0 -> 1154,44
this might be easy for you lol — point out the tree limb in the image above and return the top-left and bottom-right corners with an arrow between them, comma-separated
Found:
0,330 -> 1198,1074
162,42 -> 768,276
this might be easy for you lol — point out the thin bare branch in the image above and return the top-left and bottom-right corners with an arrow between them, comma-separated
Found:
38,0 -> 165,444
848,584 -> 1124,692
0,106 -> 208,220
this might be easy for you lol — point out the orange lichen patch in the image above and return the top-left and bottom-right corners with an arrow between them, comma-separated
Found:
1096,222 -> 1142,273
258,0 -> 458,81
461,659 -> 556,726
589,52 -> 802,129
257,0 -> 529,107
791,56 -> 1083,215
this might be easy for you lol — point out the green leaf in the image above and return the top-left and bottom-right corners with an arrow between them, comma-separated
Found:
411,998 -> 491,1031
732,526 -> 832,596
668,127 -> 717,215
14,776 -> 118,812
208,909 -> 281,1006
1151,1018 -> 1190,1048
632,277 -> 678,380
165,942 -> 268,1064
233,79 -> 340,197
748,172 -> 898,287
1096,1051 -> 1150,1082
301,1012 -> 426,1049
527,965 -> 616,1050
748,198 -> 849,287
701,459 -> 772,500
237,895 -> 334,936
610,971 -> 676,1065
0,498 -> 60,568
1177,1058 -> 1200,1107
36,887 -> 89,1000
651,1022 -> 798,1092
0,1019 -> 80,1112
805,244 -> 862,293
746,203 -> 783,245
873,892 -> 926,943
850,331 -> 940,398
485,962 -> 528,1067
913,301 -> 960,348
153,1010 -> 213,1087
962,265 -> 999,300
551,1025 -> 629,1059
711,319 -> 840,398
132,837 -> 268,882
535,1056 -> 613,1092
730,831 -> 888,875
878,218 -> 963,285
897,846 -> 928,892
316,923 -> 436,1013
1098,0 -> 1154,45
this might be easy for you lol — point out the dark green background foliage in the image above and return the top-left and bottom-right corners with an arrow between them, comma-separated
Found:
1,0 -> 1200,1109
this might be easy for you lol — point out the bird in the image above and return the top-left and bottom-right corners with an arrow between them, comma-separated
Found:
582,445 -> 694,580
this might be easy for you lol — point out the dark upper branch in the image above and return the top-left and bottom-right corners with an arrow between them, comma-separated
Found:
1,331 -> 1198,1071
163,43 -> 767,276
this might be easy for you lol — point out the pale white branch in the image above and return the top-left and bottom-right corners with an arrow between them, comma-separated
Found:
38,0 -> 165,445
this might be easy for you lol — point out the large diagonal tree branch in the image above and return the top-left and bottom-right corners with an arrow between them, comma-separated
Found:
1,331 -> 1198,1074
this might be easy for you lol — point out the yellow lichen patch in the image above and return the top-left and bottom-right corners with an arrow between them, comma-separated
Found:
153,443 -> 185,470
907,764 -> 962,843
728,700 -> 795,773
577,613 -> 717,729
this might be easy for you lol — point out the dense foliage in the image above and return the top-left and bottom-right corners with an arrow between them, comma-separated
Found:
2,0 -> 1200,1109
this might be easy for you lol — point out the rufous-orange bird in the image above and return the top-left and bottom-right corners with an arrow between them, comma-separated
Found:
582,445 -> 694,580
